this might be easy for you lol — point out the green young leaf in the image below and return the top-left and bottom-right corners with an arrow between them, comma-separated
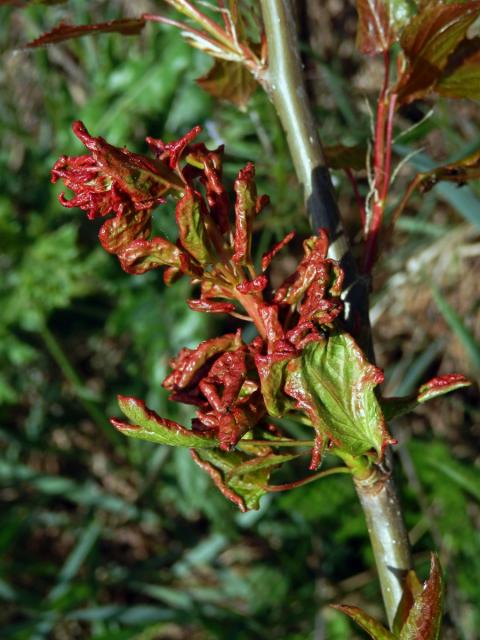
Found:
25,17 -> 147,48
255,354 -> 297,418
176,188 -> 214,265
399,554 -> 443,640
355,0 -> 415,55
191,448 -> 284,511
331,604 -> 396,639
397,1 -> 480,103
196,59 -> 258,109
437,38 -> 480,100
381,374 -> 471,421
112,396 -> 218,448
285,333 -> 393,461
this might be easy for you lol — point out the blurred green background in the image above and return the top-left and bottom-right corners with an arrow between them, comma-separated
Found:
0,2 -> 479,639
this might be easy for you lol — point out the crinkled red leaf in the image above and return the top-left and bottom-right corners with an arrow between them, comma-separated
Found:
118,237 -> 185,275
146,126 -> 202,170
261,231 -> 295,271
233,162 -> 258,265
164,331 -> 242,392
187,299 -> 236,314
274,231 -> 330,305
236,275 -> 268,294
26,18 -> 146,48
98,208 -> 152,255
52,121 -> 182,219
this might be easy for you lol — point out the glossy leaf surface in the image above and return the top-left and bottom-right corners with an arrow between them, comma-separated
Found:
112,396 -> 218,448
285,333 -> 393,463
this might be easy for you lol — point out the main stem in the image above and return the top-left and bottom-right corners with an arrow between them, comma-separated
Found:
258,0 -> 372,357
259,0 -> 412,628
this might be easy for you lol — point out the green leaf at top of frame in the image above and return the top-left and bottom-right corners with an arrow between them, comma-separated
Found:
196,59 -> 258,109
112,395 -> 219,448
355,0 -> 416,55
331,604 -> 395,639
437,38 -> 480,101
25,18 -> 147,48
396,1 -> 480,104
381,374 -> 471,421
284,333 -> 395,461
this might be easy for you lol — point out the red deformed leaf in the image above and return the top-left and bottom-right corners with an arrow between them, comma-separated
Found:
98,209 -> 152,255
146,126 -> 202,170
261,231 -> 295,271
236,275 -> 268,294
187,299 -> 237,314
26,17 -> 146,48
417,374 -> 471,402
399,554 -> 443,640
396,1 -> 480,104
274,230 -> 330,306
163,331 -> 242,392
52,121 -> 182,219
117,237 -> 185,275
196,59 -> 258,108
233,162 -> 259,265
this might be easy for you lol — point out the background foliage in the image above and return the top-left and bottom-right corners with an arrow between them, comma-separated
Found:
0,1 -> 479,638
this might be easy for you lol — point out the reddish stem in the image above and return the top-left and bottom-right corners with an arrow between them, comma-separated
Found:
364,52 -> 397,273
